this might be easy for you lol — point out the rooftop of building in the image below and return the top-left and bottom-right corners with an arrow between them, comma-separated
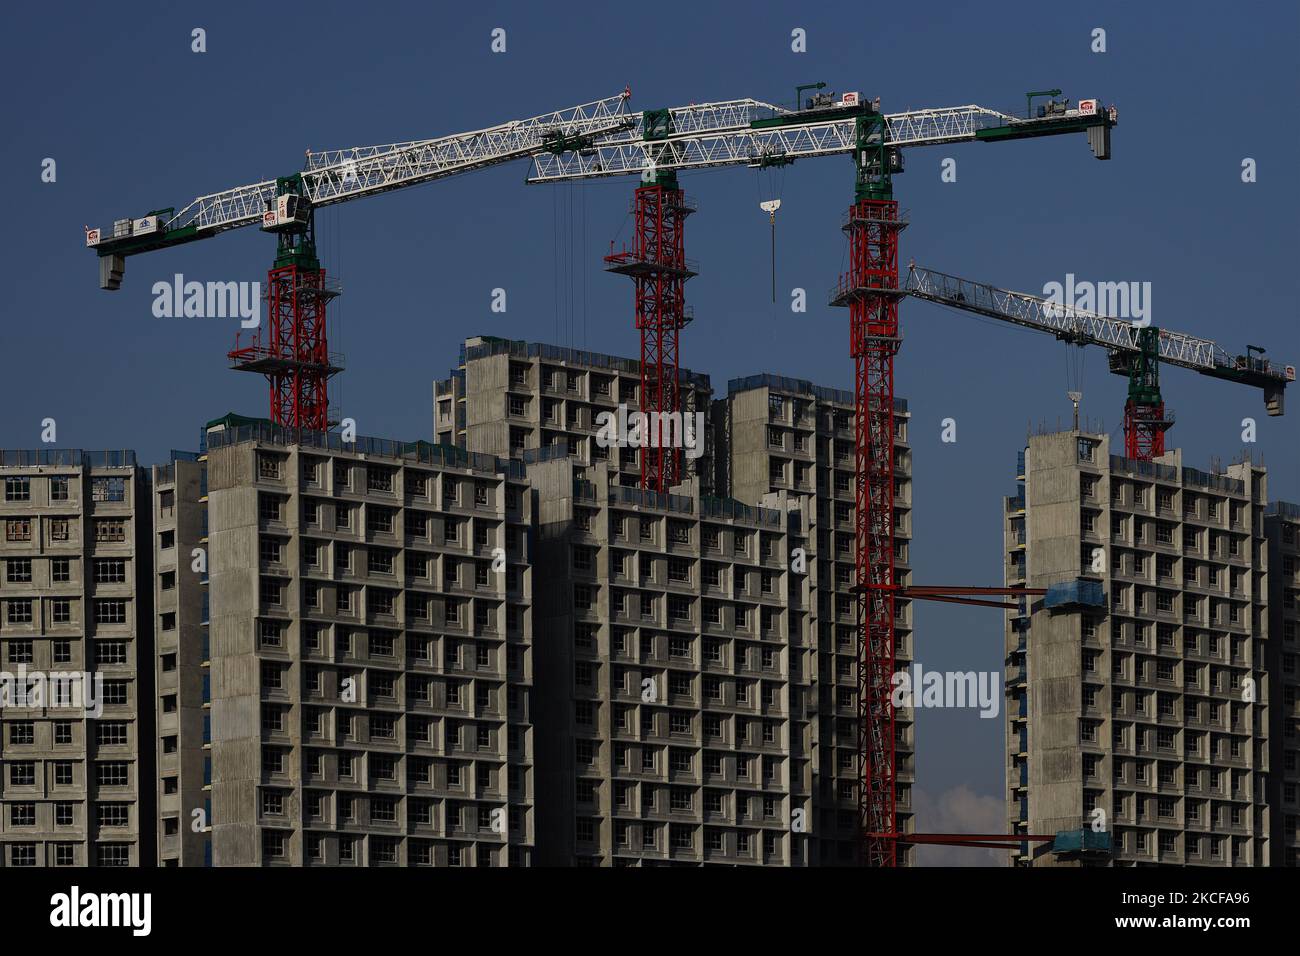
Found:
728,372 -> 909,413
570,476 -> 783,527
201,416 -> 547,478
1022,428 -> 1257,496
454,336 -> 712,391
0,449 -> 139,468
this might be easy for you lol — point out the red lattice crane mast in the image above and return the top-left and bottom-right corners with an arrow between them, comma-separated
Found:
828,120 -> 908,864
605,164 -> 696,492
227,185 -> 342,429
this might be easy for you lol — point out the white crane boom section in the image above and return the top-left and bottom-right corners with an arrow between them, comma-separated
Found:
527,104 -> 1019,182
88,92 -> 634,250
904,265 -> 1294,411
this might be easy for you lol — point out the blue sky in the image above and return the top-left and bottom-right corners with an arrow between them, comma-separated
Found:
3,0 -> 1297,860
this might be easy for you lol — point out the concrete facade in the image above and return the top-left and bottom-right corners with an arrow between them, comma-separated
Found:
204,425 -> 535,866
530,457 -> 814,865
151,455 -> 211,865
0,451 -> 155,867
435,336 -> 714,494
1005,432 -> 1270,866
1264,501 -> 1300,866
714,375 -> 915,866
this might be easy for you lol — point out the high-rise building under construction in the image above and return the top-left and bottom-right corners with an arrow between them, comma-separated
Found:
434,336 -> 714,494
529,458 -> 815,865
203,421 -> 536,866
434,345 -> 915,865
1004,430 -> 1271,866
714,374 -> 915,865
0,451 -> 155,867
1264,501 -> 1300,867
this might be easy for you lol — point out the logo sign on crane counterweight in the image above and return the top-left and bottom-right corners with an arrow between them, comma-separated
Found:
1078,99 -> 1098,116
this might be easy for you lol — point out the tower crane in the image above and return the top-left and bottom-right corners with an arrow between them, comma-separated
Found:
904,265 -> 1295,459
84,92 -> 638,429
533,86 -> 1117,867
84,82 -> 1120,867
530,92 -> 1116,495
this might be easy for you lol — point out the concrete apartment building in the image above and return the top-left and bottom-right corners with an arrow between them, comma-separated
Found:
714,374 -> 916,866
0,450 -> 155,867
1264,501 -> 1300,866
438,346 -> 919,866
435,336 -> 715,494
203,422 -> 535,866
529,457 -> 815,865
1004,431 -> 1271,866
151,453 -> 211,865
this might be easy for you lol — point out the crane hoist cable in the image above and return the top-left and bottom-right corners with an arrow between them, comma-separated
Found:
754,162 -> 786,303
552,186 -> 560,346
582,180 -> 592,351
566,180 -> 572,348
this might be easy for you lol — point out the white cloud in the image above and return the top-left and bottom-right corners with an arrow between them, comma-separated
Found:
910,785 -> 1006,867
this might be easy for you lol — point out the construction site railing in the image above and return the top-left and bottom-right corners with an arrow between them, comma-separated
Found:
1110,455 -> 1178,483
610,484 -> 694,515
0,449 -> 138,468
463,338 -> 712,391
701,495 -> 782,527
728,373 -> 909,413
206,423 -> 506,474
1181,467 -> 1246,496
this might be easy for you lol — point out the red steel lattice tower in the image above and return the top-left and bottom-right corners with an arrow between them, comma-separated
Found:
838,198 -> 907,866
605,176 -> 696,492
1119,326 -> 1171,461
829,110 -> 907,866
1122,400 -> 1170,460
229,184 -> 342,430
261,264 -> 338,428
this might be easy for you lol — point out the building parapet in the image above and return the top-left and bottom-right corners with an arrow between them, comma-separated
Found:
154,450 -> 201,485
205,421 -> 507,474
0,449 -> 138,468
1108,454 -> 1178,482
701,495 -> 782,527
727,372 -> 909,413
1266,500 -> 1300,520
1181,466 -> 1246,496
1106,453 -> 1248,495
463,337 -> 711,391
610,483 -> 695,515
520,442 -> 570,465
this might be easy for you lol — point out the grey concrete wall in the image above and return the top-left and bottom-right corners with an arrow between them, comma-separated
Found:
0,459 -> 153,867
153,458 -> 208,865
